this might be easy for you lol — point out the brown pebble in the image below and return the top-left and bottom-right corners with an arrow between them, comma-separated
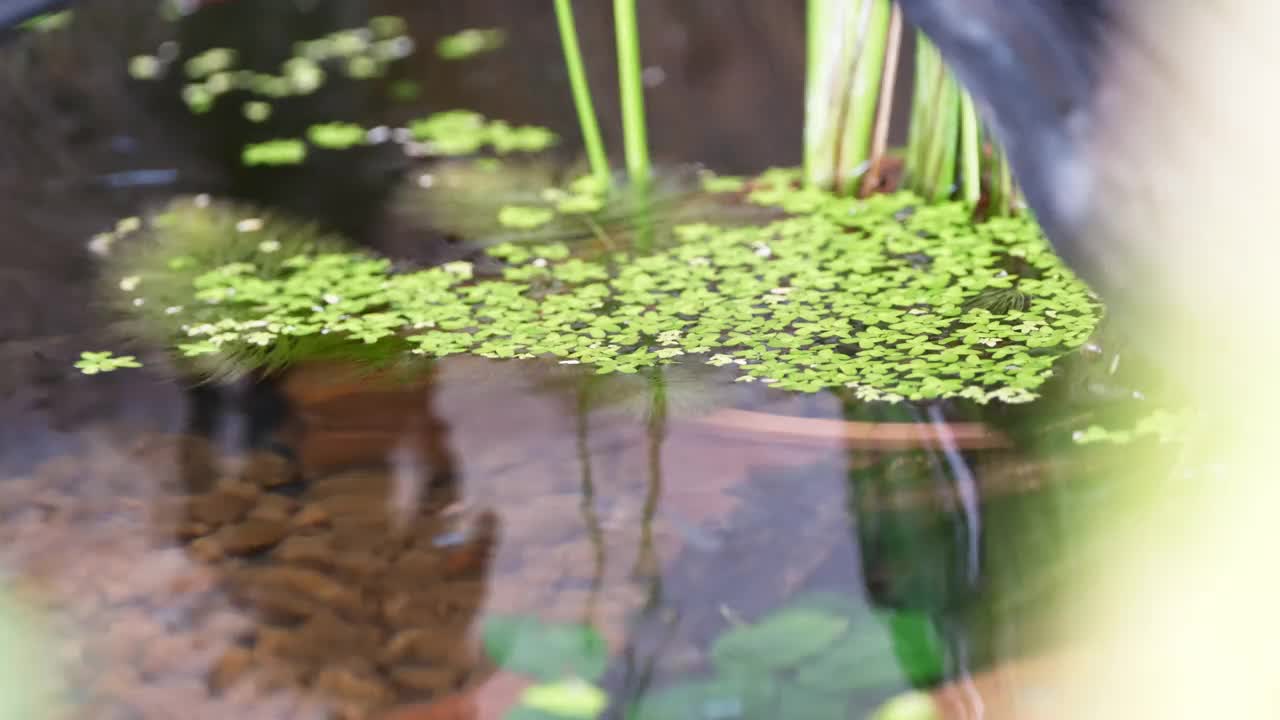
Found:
176,520 -> 213,541
314,665 -> 396,708
232,566 -> 364,617
240,451 -> 295,488
188,535 -> 226,563
247,492 -> 299,522
390,666 -> 457,694
189,482 -> 257,527
293,504 -> 331,529
139,633 -> 221,678
379,628 -> 471,666
272,533 -> 335,569
209,646 -> 253,693
217,518 -> 291,555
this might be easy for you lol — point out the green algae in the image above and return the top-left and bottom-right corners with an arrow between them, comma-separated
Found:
91,171 -> 1100,403
128,15 -> 415,114
241,139 -> 307,166
436,28 -> 507,60
409,111 -> 558,156
307,122 -> 366,150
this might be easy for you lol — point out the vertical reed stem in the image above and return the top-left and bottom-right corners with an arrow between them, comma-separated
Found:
554,0 -> 611,185
613,0 -> 650,185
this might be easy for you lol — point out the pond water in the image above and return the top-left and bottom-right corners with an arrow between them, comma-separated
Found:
0,3 -> 1167,720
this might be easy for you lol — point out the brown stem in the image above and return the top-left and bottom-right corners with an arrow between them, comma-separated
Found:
860,2 -> 903,197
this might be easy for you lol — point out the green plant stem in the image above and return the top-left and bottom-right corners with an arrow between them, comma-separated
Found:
804,0 -> 823,184
613,0 -> 650,186
990,139 -> 1018,216
906,35 -> 961,202
803,0 -> 893,193
554,0 -> 610,185
959,93 -> 981,207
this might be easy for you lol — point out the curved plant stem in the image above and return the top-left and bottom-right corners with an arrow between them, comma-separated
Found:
554,0 -> 610,185
613,0 -> 650,186
959,92 -> 981,207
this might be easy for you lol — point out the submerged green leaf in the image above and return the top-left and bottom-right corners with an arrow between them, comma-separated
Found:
482,615 -> 609,682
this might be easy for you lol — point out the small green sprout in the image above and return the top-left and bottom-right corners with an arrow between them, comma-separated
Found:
870,691 -> 941,720
242,139 -> 307,166
128,55 -> 162,80
498,206 -> 556,229
184,48 -> 237,79
307,122 -> 366,149
370,15 -> 409,39
519,680 -> 609,719
436,28 -> 507,60
181,85 -> 213,114
242,101 -> 272,123
283,57 -> 325,94
409,111 -> 557,156
75,352 -> 142,375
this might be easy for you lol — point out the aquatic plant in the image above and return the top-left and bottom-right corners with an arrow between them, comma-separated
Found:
436,27 -> 506,60
613,0 -> 650,186
74,350 -> 141,374
553,0 -> 609,185
127,14 -> 417,114
409,110 -> 558,156
803,3 -> 1020,212
804,0 -> 896,193
482,614 -> 611,719
630,593 -> 943,719
90,181 -> 1098,405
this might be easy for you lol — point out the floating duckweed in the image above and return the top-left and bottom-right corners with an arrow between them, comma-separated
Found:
242,101 -> 272,123
345,55 -> 380,79
283,57 -> 325,94
409,111 -> 557,156
241,139 -> 306,166
372,37 -> 416,62
205,71 -> 234,95
702,173 -> 747,193
75,351 -> 141,375
498,206 -> 556,230
102,176 -> 1099,402
181,85 -> 213,114
436,28 -> 507,60
370,15 -> 409,39
489,122 -> 558,155
184,47 -> 237,79
307,122 -> 367,150
128,55 -> 162,80
557,193 -> 606,214
328,29 -> 370,56
388,79 -> 420,102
